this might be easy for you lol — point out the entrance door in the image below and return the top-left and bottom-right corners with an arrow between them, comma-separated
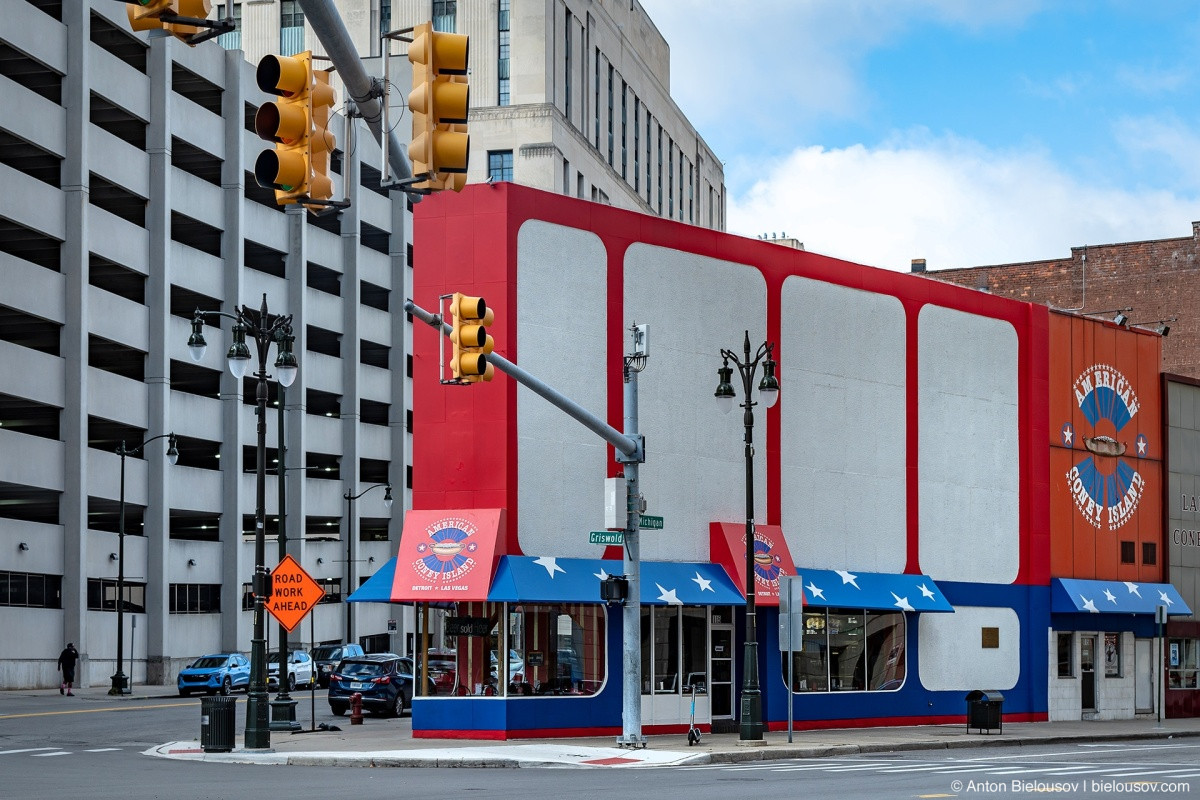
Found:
1135,639 -> 1153,713
1081,635 -> 1097,712
709,607 -> 734,721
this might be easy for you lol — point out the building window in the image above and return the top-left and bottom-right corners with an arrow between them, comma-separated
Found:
639,606 -> 707,694
1143,542 -> 1157,565
1120,541 -> 1135,563
606,65 -> 614,166
0,571 -> 63,609
87,578 -> 146,613
1103,632 -> 1121,678
563,15 -> 571,121
1168,639 -> 1198,689
215,2 -> 241,50
633,98 -> 640,192
433,0 -> 455,32
318,579 -> 342,604
688,160 -> 694,222
645,114 -> 652,204
169,583 -> 221,614
668,138 -> 674,217
620,80 -> 627,179
497,0 -> 510,106
378,0 -> 392,42
562,158 -> 570,193
594,48 -> 601,148
783,608 -> 905,692
1057,632 -> 1074,678
488,150 -> 513,182
656,127 -> 663,214
280,0 -> 304,55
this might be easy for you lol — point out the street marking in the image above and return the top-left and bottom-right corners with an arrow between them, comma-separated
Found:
31,752 -> 71,757
0,748 -> 57,755
822,763 -> 897,771
0,701 -> 203,720
83,748 -> 122,752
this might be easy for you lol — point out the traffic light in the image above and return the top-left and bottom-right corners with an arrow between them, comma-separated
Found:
253,51 -> 337,208
407,21 -> 470,193
449,293 -> 494,383
125,0 -> 212,44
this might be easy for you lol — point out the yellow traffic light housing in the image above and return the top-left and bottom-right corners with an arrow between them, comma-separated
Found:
407,21 -> 470,193
449,293 -> 494,383
125,0 -> 232,45
253,51 -> 337,210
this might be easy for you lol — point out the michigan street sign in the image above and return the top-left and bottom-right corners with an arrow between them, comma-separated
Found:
639,515 -> 664,530
589,530 -> 624,545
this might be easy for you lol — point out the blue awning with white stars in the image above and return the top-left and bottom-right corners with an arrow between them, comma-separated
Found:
1052,578 -> 1192,616
797,569 -> 954,613
487,556 -> 745,606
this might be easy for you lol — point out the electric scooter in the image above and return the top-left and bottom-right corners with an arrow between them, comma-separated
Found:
686,682 -> 702,745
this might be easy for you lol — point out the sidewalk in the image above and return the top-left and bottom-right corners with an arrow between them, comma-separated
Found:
45,684 -> 1200,769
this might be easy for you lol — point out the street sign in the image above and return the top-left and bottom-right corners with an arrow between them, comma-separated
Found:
589,530 -> 624,545
265,554 -> 325,632
639,515 -> 663,530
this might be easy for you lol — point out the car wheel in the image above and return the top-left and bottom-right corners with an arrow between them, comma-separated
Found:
288,673 -> 296,692
330,704 -> 346,716
392,693 -> 405,718
219,677 -> 231,696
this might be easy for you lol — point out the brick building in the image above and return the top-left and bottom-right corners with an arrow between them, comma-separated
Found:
924,221 -> 1200,379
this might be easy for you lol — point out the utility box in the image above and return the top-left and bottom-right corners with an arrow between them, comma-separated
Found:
965,689 -> 1004,734
603,477 -> 625,530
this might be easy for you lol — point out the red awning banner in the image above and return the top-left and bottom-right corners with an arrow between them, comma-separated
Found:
389,508 -> 507,602
709,522 -> 798,607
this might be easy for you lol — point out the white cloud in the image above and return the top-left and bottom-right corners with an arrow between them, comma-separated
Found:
727,134 -> 1198,271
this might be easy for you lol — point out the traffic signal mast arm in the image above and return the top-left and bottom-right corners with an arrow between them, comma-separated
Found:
405,298 -> 642,462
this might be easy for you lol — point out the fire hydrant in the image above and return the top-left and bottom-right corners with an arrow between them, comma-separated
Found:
350,692 -> 363,725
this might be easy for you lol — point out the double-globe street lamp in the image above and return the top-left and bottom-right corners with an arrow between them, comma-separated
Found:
714,330 -> 780,742
342,483 -> 392,644
109,433 -> 178,695
188,293 -> 297,749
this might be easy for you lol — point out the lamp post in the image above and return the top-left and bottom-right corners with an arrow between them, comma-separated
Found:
714,330 -> 780,743
109,433 -> 178,696
342,483 -> 392,644
187,293 -> 297,750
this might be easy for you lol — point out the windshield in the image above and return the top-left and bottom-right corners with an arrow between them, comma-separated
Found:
341,661 -> 387,677
192,657 -> 229,669
311,647 -> 340,660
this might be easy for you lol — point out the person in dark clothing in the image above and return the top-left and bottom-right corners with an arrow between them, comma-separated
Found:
57,643 -> 78,696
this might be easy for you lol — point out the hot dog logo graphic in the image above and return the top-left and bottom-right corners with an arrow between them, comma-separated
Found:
412,516 -> 481,584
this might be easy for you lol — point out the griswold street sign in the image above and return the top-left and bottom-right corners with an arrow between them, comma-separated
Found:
265,554 -> 325,632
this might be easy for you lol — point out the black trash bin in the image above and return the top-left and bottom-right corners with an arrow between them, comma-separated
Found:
965,690 -> 1004,734
200,695 -> 237,752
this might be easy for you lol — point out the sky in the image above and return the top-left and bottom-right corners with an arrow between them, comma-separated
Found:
636,0 -> 1200,272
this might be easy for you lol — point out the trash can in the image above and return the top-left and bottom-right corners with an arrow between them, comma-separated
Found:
200,695 -> 237,752
965,690 -> 1004,734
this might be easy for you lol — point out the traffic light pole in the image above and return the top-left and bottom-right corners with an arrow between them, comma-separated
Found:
405,299 -> 647,747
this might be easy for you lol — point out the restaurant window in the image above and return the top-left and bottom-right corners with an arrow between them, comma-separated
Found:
783,608 -> 905,692
1168,639 -> 1198,689
1057,632 -> 1074,678
639,606 -> 709,694
438,601 -> 605,697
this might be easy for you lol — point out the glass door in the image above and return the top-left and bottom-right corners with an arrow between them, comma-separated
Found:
709,606 -> 734,719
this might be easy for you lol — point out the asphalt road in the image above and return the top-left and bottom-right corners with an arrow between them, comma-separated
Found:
3,692 -> 1200,799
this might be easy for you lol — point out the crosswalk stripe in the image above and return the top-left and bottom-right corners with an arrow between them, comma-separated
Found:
876,765 -> 962,773
821,763 -> 897,771
0,748 -> 57,755
31,752 -> 71,757
83,748 -> 121,753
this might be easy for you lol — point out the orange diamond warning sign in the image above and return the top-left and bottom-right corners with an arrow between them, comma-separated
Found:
266,554 -> 324,632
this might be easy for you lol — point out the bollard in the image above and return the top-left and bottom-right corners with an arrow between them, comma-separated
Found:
350,691 -> 363,725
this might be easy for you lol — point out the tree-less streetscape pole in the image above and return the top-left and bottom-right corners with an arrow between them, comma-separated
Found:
405,299 -> 650,748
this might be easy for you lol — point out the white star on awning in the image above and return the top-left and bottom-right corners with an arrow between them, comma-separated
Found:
533,556 -> 565,578
656,584 -> 682,605
691,572 -> 713,592
1081,595 -> 1099,613
835,570 -> 860,589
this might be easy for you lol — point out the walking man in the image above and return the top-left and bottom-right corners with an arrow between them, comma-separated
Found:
57,643 -> 78,696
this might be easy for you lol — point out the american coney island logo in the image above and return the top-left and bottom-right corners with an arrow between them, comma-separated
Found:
747,526 -> 786,589
1063,364 -> 1147,531
412,516 -> 480,584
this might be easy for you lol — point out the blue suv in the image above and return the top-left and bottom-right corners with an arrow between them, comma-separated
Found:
328,653 -> 416,717
177,653 -> 251,697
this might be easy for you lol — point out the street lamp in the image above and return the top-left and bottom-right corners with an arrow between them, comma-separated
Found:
342,483 -> 392,644
715,330 -> 780,742
188,293 -> 297,750
109,433 -> 178,696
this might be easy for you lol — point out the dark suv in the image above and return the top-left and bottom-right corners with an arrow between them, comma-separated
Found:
328,653 -> 416,717
311,643 -> 364,688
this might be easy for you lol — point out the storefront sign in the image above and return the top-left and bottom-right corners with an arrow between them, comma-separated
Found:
1171,527 -> 1200,547
445,616 -> 490,637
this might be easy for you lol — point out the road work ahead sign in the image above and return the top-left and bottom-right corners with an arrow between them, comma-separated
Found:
266,554 -> 325,632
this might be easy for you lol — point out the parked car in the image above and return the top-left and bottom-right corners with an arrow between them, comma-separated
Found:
328,653 -> 417,717
427,649 -> 458,695
177,653 -> 251,697
311,643 -> 364,688
267,649 -> 316,691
